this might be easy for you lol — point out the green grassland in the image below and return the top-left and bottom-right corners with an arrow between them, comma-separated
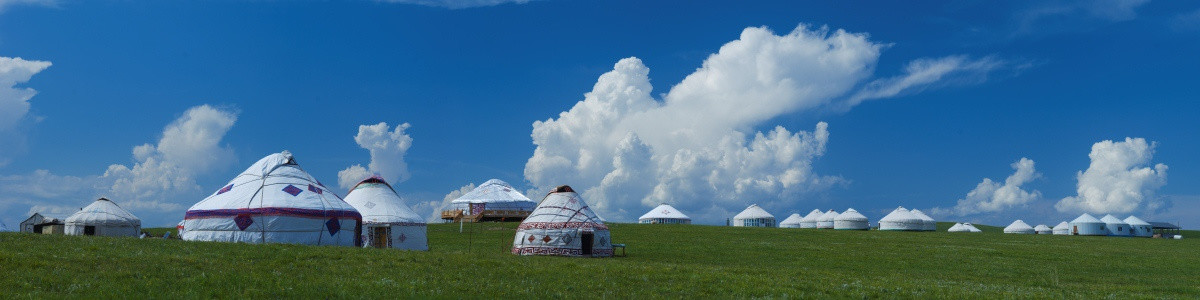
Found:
2,222 -> 1198,298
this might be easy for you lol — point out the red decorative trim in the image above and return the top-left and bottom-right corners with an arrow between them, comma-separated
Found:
184,207 -> 362,221
517,222 -> 608,230
511,246 -> 614,257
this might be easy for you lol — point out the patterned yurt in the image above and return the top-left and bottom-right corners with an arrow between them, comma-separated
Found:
444,179 -> 538,222
638,204 -> 691,225
343,176 -> 427,250
512,185 -> 612,257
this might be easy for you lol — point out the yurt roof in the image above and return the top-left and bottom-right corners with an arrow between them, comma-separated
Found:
835,208 -> 868,221
1100,214 -> 1127,224
451,179 -> 535,204
639,204 -> 690,221
948,223 -> 964,231
1004,220 -> 1034,231
520,185 -> 605,228
909,209 -> 935,222
185,151 -> 358,219
800,209 -> 823,222
733,204 -> 774,220
1123,215 -> 1151,226
1070,213 -> 1102,223
817,209 -> 840,222
779,213 -> 804,225
1034,224 -> 1052,231
1053,221 -> 1070,230
65,197 -> 140,226
963,223 -> 983,232
343,176 -> 423,224
880,207 -> 920,222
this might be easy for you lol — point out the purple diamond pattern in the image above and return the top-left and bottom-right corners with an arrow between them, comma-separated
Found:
235,214 -> 253,231
282,185 -> 302,196
325,218 -> 340,236
307,184 -> 323,195
217,184 -> 233,195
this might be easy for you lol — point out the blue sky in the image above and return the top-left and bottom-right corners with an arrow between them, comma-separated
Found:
1,0 -> 1198,229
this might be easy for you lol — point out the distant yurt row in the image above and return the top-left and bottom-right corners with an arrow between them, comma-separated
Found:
1002,213 -> 1159,237
776,208 -> 870,230
879,207 -> 936,231
948,223 -> 982,232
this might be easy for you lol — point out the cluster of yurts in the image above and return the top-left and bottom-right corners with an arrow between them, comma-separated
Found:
689,205 -> 940,231
999,214 -> 1155,237
54,151 -> 616,257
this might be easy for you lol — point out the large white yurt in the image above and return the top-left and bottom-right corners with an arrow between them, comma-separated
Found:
1101,214 -> 1130,236
879,207 -> 923,231
948,223 -> 966,232
1124,216 -> 1153,237
834,208 -> 869,230
962,223 -> 983,232
816,209 -> 839,229
909,209 -> 937,231
799,209 -> 822,229
732,204 -> 775,227
512,185 -> 612,257
64,197 -> 141,237
1052,222 -> 1070,235
445,179 -> 538,222
638,204 -> 691,225
778,213 -> 804,228
1034,224 -> 1052,235
1068,213 -> 1106,236
181,151 -> 361,246
1003,220 -> 1035,234
343,176 -> 427,250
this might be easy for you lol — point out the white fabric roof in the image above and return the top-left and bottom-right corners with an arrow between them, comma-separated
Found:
1071,213 -> 1102,224
1053,221 -> 1070,230
948,223 -> 964,231
451,179 -> 536,205
909,209 -> 935,223
1100,214 -> 1127,225
521,188 -> 605,226
880,207 -> 920,223
835,208 -> 867,221
779,213 -> 804,226
64,198 -> 141,226
1123,215 -> 1150,226
963,223 -> 982,232
733,204 -> 774,220
1034,224 -> 1052,231
800,209 -> 823,222
1004,220 -> 1035,233
638,204 -> 690,221
343,177 -> 424,224
817,210 -> 840,222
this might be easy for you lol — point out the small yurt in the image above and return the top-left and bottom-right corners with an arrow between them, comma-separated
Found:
909,209 -> 937,231
948,223 -> 966,232
638,204 -> 691,225
1004,220 -> 1035,234
1052,222 -> 1070,235
879,207 -> 923,231
1124,216 -> 1153,237
1101,214 -> 1130,236
778,213 -> 804,228
1034,224 -> 1052,235
445,179 -> 538,222
732,204 -> 775,227
64,197 -> 141,237
181,151 -> 361,246
799,209 -> 823,229
343,176 -> 428,250
1068,213 -> 1106,236
816,209 -> 839,229
512,185 -> 611,257
962,223 -> 983,232
834,208 -> 869,230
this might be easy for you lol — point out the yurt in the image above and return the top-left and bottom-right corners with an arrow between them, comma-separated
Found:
732,204 -> 775,227
343,176 -> 427,250
181,151 -> 361,246
834,208 -> 869,230
1034,224 -> 1052,235
799,209 -> 823,229
948,223 -> 966,232
1101,214 -> 1130,236
443,179 -> 538,222
1068,213 -> 1106,236
1124,216 -> 1153,237
638,204 -> 691,225
1052,222 -> 1070,235
909,209 -> 937,231
778,213 -> 804,228
64,197 -> 141,237
816,209 -> 839,229
879,207 -> 923,231
962,223 -> 983,232
512,185 -> 612,257
1004,220 -> 1035,234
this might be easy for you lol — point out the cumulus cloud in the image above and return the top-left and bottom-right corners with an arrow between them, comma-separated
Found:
0,56 -> 52,166
525,24 -> 1008,223
1056,137 -> 1168,214
378,0 -> 535,9
338,122 -> 414,189
935,158 -> 1042,216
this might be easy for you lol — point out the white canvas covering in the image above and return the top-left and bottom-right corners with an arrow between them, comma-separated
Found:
834,208 -> 869,230
732,204 -> 775,227
1069,213 -> 1106,236
451,179 -> 538,213
638,204 -> 691,224
181,151 -> 361,246
879,207 -> 923,231
1124,216 -> 1153,237
962,223 -> 982,232
909,209 -> 937,231
1034,224 -> 1052,234
513,186 -> 612,257
948,223 -> 965,232
1052,221 -> 1070,235
816,210 -> 839,229
1003,220 -> 1035,234
799,209 -> 822,229
1101,214 -> 1130,236
779,213 -> 804,228
343,176 -> 427,250
64,198 -> 141,237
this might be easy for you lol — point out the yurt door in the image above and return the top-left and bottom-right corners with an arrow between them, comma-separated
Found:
581,232 -> 594,255
84,226 -> 96,236
371,227 -> 390,248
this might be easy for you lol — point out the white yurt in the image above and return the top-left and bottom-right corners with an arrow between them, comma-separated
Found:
1101,214 -> 1130,236
834,208 -> 869,230
779,213 -> 805,228
638,204 -> 691,225
799,209 -> 823,229
1034,224 -> 1052,235
909,209 -> 937,231
962,223 -> 983,232
1003,220 -> 1035,234
64,197 -> 141,237
343,176 -> 427,250
948,223 -> 966,232
1124,216 -> 1153,237
1052,221 -> 1070,235
816,209 -> 839,229
879,207 -> 923,231
447,179 -> 538,221
181,151 -> 361,246
512,185 -> 612,257
732,204 -> 775,227
1068,213 -> 1106,236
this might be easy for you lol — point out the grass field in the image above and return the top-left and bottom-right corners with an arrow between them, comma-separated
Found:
2,222 -> 1198,298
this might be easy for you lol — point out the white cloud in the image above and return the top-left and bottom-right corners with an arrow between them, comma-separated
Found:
338,122 -> 414,189
1012,0 -> 1150,37
0,56 -> 52,166
1056,137 -> 1168,214
378,0 -> 534,9
846,55 -> 1011,107
0,0 -> 56,13
525,24 -> 1006,223
935,158 -> 1042,216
